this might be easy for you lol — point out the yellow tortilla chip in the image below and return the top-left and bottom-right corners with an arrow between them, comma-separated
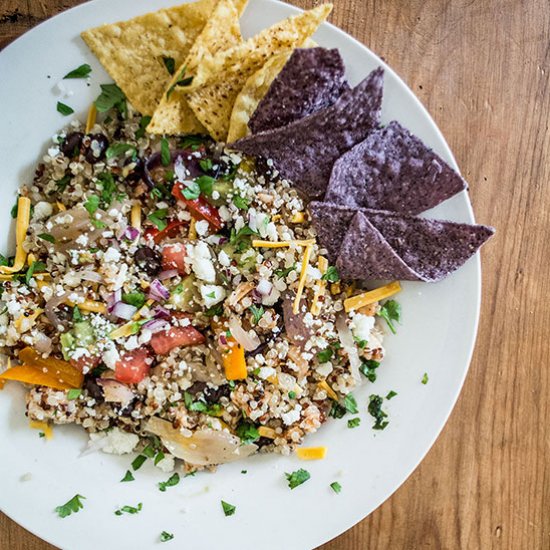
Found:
147,0 -> 245,135
186,4 -> 332,141
227,52 -> 292,142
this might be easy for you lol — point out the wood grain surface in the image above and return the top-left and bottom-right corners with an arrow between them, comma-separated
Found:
1,0 -> 549,548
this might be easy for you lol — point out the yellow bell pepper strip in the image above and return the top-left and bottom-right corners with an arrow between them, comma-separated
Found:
296,446 -> 327,460
14,308 -> 44,332
66,298 -> 107,314
29,420 -> 53,440
344,281 -> 402,313
18,347 -> 83,388
85,102 -> 97,134
222,339 -> 247,380
0,196 -> 31,274
110,321 -> 138,340
188,217 -> 197,240
258,426 -> 277,439
293,244 -> 313,314
252,238 -> 315,249
310,256 -> 328,315
0,365 -> 73,390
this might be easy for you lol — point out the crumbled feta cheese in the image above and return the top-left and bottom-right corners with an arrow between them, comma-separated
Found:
200,284 -> 226,308
155,454 -> 175,473
218,250 -> 231,267
350,313 -> 375,342
187,242 -> 216,282
102,342 -> 121,370
281,405 -> 302,426
89,428 -> 139,455
104,247 -> 121,263
33,201 -> 53,220
195,219 -> 209,236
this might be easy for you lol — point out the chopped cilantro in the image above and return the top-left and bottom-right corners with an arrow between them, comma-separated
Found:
38,233 -> 56,244
221,500 -> 236,517
205,304 -> 223,317
288,391 -> 296,399
160,531 -> 174,542
206,291 -> 216,298
232,194 -> 249,210
25,261 -> 46,284
148,208 -> 169,231
344,393 -> 358,414
97,172 -> 117,206
115,503 -> 142,516
166,65 -> 193,99
158,472 -> 180,492
121,470 -> 135,482
421,372 -> 429,385
135,115 -> 152,139
142,445 -> 156,459
122,291 -> 146,309
39,432 -> 45,438
316,347 -> 333,363
354,337 -> 368,349
178,134 -> 207,149
378,300 -> 401,334
285,468 -> 310,489
91,219 -> 106,229
183,392 -> 223,416
199,158 -> 213,172
368,394 -> 389,430
10,197 -> 19,218
63,63 -> 91,79
84,194 -> 100,215
162,56 -> 176,75
67,389 -> 81,400
330,481 -> 342,494
160,138 -> 171,166
386,390 -> 398,400
274,265 -> 296,278
240,470 -> 247,474
249,304 -> 264,325
154,451 -> 165,466
229,226 -> 258,253
131,454 -> 147,471
95,83 -> 126,114
329,401 -> 347,419
181,181 -> 201,200
347,417 -> 361,428
321,265 -> 340,283
56,101 -> 74,116
359,359 -> 380,383
196,175 -> 214,196
55,494 -> 85,518
235,420 -> 260,445
106,142 -> 137,160
55,174 -> 71,193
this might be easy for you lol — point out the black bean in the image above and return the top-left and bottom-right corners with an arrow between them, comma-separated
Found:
61,132 -> 84,158
124,156 -> 144,185
135,246 -> 162,276
84,376 -> 104,404
84,133 -> 109,163
203,384 -> 230,404
187,381 -> 207,396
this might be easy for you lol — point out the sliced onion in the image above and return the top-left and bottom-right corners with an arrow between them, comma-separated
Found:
158,269 -> 178,281
112,302 -> 137,320
144,417 -> 257,466
256,279 -> 273,296
97,379 -> 135,407
142,319 -> 170,334
80,434 -> 109,457
228,316 -> 260,352
107,289 -> 122,313
80,270 -> 104,283
336,314 -> 362,383
34,332 -> 52,355
153,305 -> 171,319
45,292 -> 71,329
148,279 -> 170,301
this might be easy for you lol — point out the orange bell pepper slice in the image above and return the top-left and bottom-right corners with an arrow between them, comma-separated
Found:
18,347 -> 83,388
222,339 -> 247,381
0,365 -> 73,390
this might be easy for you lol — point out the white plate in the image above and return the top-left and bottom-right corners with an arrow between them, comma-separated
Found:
0,1 -> 481,549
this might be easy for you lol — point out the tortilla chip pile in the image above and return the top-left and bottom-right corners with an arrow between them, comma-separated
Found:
82,0 -> 333,140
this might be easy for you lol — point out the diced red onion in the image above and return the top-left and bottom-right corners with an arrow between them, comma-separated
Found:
153,305 -> 171,319
142,319 -> 170,334
122,226 -> 140,241
336,314 -> 362,383
158,269 -> 178,281
107,289 -> 122,313
80,270 -> 104,283
228,316 -> 260,352
148,279 -> 170,302
256,279 -> 273,296
219,334 -> 227,346
112,302 -> 137,320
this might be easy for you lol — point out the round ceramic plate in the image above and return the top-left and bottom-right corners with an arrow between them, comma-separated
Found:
0,1 -> 481,549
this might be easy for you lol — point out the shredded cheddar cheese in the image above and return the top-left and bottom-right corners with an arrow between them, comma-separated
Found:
132,298 -> 154,321
131,203 -> 142,230
290,212 -> 305,223
258,426 -> 277,439
292,244 -> 313,314
317,379 -> 338,401
188,217 -> 197,240
344,281 -> 402,312
296,446 -> 327,460
67,298 -> 107,314
310,256 -> 328,315
56,201 -> 66,212
110,321 -> 137,340
14,308 -> 44,332
0,196 -> 31,275
85,102 -> 97,134
252,239 -> 315,249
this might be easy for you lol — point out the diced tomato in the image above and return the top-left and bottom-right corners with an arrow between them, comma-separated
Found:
114,348 -> 152,384
172,184 -> 223,231
149,325 -> 205,355
144,219 -> 187,244
161,243 -> 187,274
70,354 -> 101,372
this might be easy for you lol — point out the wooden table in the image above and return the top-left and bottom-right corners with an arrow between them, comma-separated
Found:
1,0 -> 548,548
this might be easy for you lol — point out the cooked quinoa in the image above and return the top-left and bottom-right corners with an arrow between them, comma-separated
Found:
0,106 -> 385,472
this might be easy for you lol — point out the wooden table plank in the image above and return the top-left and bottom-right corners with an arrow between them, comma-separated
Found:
1,1 -> 549,549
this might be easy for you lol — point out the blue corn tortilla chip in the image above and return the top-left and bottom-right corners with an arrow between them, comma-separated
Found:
231,67 -> 384,199
335,208 -> 494,282
309,201 -> 357,263
325,120 -> 468,215
248,47 -> 350,134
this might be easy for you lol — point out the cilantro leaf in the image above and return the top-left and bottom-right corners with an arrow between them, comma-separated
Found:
377,300 -> 401,334
229,226 -> 258,253
135,115 -> 152,139
316,348 -> 333,363
274,265 -> 296,278
63,63 -> 92,79
330,481 -> 342,494
158,472 -> 180,492
344,393 -> 358,414
221,500 -> 236,517
368,394 -> 389,430
38,233 -> 56,244
235,420 -> 260,445
321,265 -> 340,283
181,181 -> 201,200
84,194 -> 100,215
285,468 -> 310,489
148,208 -> 169,231
162,56 -> 175,75
55,174 -> 71,193
120,470 -> 135,482
196,175 -> 214,196
55,494 -> 85,518
205,304 -> 223,317
91,219 -> 106,229
232,194 -> 249,210
131,454 -> 147,471
359,359 -> 380,383
95,83 -> 126,114
67,389 -> 81,400
421,372 -> 429,385
115,503 -> 142,516
160,138 -> 171,166
160,531 -> 174,542
386,390 -> 398,400
249,305 -> 264,325
106,143 -> 137,161
97,172 -> 118,206
57,101 -> 74,116
347,417 -> 361,428
166,65 -> 193,99
199,158 -> 213,172
329,401 -> 347,419
25,261 -> 46,284
122,291 -> 146,309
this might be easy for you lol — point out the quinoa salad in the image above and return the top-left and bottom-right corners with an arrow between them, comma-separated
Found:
0,106 -> 388,472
